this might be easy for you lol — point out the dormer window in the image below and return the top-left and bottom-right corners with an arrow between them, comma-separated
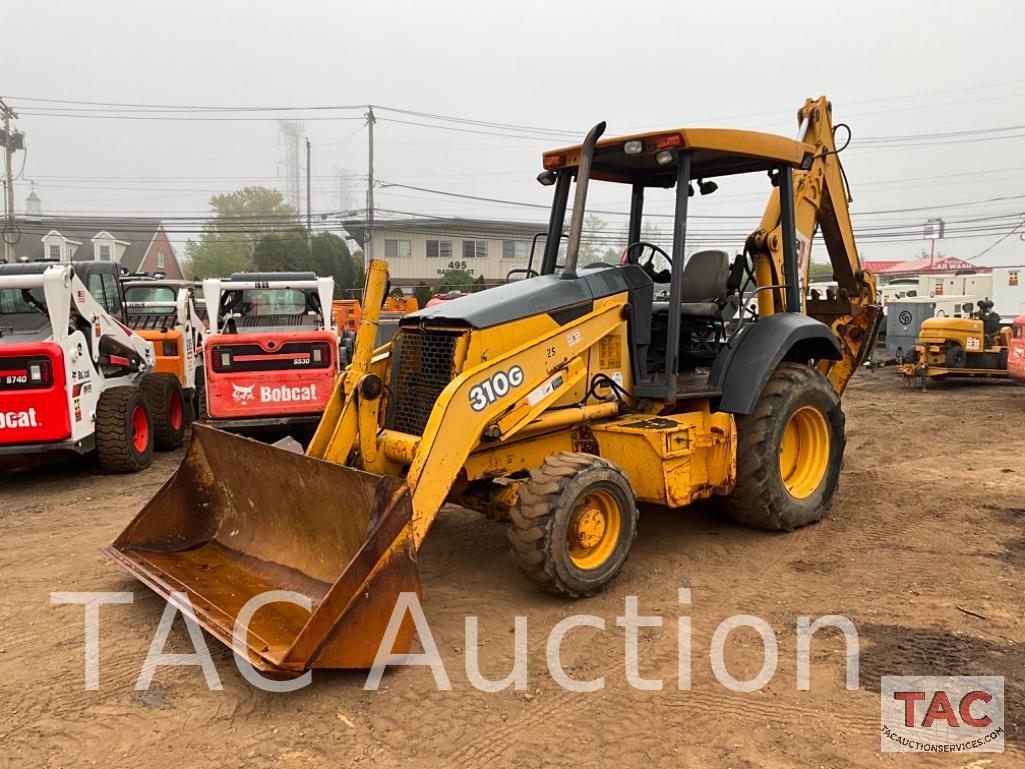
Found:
49,244 -> 61,260
92,231 -> 124,263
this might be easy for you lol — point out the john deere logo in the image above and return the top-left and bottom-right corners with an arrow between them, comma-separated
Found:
898,310 -> 913,325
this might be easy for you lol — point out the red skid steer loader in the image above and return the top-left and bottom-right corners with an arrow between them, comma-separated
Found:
0,261 -> 186,472
198,272 -> 337,435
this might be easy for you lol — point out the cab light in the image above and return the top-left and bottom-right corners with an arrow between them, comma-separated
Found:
654,134 -> 684,150
623,140 -> 643,155
655,149 -> 675,166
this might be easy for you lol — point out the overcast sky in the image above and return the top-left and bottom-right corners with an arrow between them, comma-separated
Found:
4,0 -> 1025,266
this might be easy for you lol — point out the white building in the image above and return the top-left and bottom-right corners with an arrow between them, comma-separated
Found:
342,217 -> 547,288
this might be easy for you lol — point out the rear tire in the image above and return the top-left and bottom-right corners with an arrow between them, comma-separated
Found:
721,363 -> 845,531
96,386 -> 153,473
140,373 -> 186,450
507,452 -> 638,598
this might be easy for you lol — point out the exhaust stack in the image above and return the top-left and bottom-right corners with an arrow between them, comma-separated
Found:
561,121 -> 606,280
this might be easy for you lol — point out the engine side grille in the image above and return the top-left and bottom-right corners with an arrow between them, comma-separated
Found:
386,328 -> 461,436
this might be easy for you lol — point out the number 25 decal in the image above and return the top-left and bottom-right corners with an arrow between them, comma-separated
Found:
468,365 -> 525,412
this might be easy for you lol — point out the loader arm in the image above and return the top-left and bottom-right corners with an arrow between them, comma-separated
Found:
308,260 -> 629,548
0,266 -> 154,368
403,299 -> 625,546
747,96 -> 881,392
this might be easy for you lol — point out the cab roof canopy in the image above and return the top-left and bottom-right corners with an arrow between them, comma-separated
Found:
542,127 -> 816,187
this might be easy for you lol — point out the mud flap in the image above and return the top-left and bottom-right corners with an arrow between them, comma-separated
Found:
106,423 -> 421,673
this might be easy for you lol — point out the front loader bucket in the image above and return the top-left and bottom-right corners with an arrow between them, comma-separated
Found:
106,423 -> 420,674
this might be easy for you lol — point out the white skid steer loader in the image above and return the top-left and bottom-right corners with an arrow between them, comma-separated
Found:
0,261 -> 187,472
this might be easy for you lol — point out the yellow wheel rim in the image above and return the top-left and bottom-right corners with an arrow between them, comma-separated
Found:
567,489 -> 622,570
778,405 -> 830,499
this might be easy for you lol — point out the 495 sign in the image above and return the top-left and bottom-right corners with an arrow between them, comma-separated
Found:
468,366 -> 524,412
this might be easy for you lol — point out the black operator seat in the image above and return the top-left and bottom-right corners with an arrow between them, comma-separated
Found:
652,249 -> 731,318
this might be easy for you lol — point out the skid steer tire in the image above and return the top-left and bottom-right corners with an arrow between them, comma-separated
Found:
721,362 -> 845,532
194,365 -> 208,421
96,386 -> 154,473
507,452 -> 638,598
140,373 -> 187,450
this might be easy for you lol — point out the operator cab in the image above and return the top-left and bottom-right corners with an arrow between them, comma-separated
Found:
531,126 -> 816,401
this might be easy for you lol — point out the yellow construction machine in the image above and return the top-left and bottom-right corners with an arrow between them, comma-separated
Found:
900,298 -> 1011,387
108,97 -> 881,675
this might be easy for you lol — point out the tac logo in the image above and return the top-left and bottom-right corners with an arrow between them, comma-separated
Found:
0,408 -> 39,429
880,676 -> 1004,753
231,384 -> 256,404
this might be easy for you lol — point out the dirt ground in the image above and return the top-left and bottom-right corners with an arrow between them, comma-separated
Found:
2,371 -> 1024,769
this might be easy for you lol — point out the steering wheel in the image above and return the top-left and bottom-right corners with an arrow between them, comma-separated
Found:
621,241 -> 672,283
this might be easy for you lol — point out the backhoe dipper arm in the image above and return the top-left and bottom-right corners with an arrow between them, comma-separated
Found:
747,97 -> 881,392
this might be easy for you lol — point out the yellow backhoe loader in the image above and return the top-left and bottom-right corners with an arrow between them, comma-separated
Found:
108,97 -> 881,675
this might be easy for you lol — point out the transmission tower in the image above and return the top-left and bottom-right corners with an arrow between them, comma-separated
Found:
278,120 -> 304,213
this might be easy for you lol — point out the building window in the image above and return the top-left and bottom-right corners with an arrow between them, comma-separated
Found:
502,240 -> 530,260
426,239 -> 452,258
384,239 -> 411,258
99,245 -> 111,261
49,244 -> 61,260
462,240 -> 487,258
156,250 -> 165,269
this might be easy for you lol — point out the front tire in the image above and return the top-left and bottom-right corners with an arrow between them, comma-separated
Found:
722,362 -> 845,531
508,452 -> 638,598
95,386 -> 154,473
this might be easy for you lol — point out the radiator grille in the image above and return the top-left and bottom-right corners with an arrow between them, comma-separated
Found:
386,328 -> 461,436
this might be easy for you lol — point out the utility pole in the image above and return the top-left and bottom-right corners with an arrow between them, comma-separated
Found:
365,106 -> 375,269
305,137 -> 312,259
1,98 -> 19,264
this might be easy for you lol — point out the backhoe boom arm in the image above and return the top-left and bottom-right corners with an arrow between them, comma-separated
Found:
748,97 -> 881,391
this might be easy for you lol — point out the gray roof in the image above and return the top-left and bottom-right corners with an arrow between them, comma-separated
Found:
342,217 -> 546,248
11,216 -> 163,272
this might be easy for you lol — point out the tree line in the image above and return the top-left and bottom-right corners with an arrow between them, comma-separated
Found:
183,186 -> 364,296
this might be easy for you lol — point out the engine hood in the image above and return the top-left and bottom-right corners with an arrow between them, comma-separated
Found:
402,266 -> 651,330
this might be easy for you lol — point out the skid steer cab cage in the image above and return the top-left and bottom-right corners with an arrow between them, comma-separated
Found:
106,424 -> 421,672
203,275 -> 335,335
